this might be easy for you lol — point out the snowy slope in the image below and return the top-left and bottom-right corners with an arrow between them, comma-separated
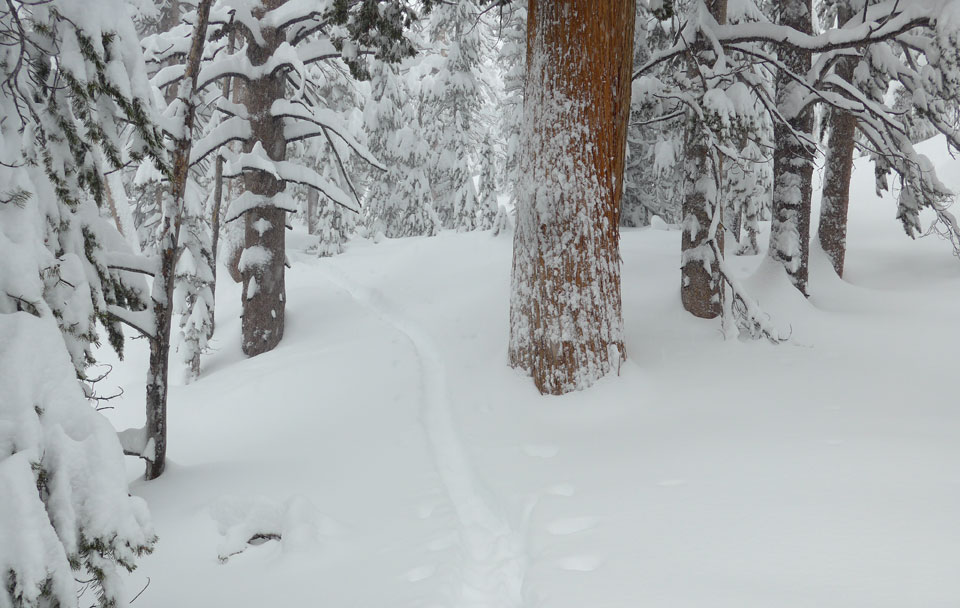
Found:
101,138 -> 960,607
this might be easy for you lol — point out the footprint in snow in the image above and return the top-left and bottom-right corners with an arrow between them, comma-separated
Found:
427,532 -> 458,552
404,564 -> 437,582
546,483 -> 576,497
523,444 -> 559,458
546,516 -> 599,536
557,555 -> 603,572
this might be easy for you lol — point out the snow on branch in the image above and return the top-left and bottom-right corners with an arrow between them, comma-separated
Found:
106,305 -> 157,340
633,3 -> 940,81
273,99 -> 383,169
224,191 -> 298,223
223,143 -> 360,213
189,116 -> 252,166
102,252 -> 159,277
195,39 -> 339,93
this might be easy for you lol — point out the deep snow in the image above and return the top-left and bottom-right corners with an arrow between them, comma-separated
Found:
99,139 -> 960,607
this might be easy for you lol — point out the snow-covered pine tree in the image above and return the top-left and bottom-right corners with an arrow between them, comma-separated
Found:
362,58 -> 440,238
632,1 -> 783,340
722,137 -> 770,255
634,0 -> 960,313
1,0 -> 162,603
496,1 -> 525,227
622,2 -> 684,228
174,182 -> 215,382
128,0 -> 433,476
422,0 -> 483,231
295,62 -> 364,257
509,0 -> 634,395
681,0 -> 729,319
189,0 -> 421,356
476,133 -> 500,230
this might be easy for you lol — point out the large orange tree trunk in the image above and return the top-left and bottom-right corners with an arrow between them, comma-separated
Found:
508,0 -> 635,395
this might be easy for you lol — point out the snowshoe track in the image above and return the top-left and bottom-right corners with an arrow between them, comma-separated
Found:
320,265 -> 526,608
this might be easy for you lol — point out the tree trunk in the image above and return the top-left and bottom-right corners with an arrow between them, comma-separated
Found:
680,0 -> 727,318
306,187 -> 319,235
508,0 -> 634,395
740,193 -> 760,255
769,0 -> 815,295
241,1 -> 287,357
209,30 -> 234,333
818,5 -> 857,277
145,0 -> 212,480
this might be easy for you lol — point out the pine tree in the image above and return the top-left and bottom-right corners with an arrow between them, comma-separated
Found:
476,133 -> 500,230
363,58 -> 440,238
422,0 -> 484,231
0,0 -> 162,603
497,2 -> 526,219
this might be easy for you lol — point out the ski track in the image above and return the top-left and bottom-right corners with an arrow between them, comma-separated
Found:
319,264 -> 527,608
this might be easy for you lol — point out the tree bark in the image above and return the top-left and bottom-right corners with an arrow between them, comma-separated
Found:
769,0 -> 815,295
241,0 -> 287,357
306,187 -> 319,235
680,0 -> 727,319
508,0 -> 634,395
145,0 -> 212,480
818,5 -> 857,277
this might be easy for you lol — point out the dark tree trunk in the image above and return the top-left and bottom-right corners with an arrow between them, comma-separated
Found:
769,0 -> 815,295
818,5 -> 857,277
241,0 -> 287,357
508,0 -> 634,395
680,0 -> 727,318
306,187 -> 319,235
145,0 -> 212,480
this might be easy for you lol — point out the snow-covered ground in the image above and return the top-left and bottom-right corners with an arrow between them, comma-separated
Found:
100,139 -> 960,607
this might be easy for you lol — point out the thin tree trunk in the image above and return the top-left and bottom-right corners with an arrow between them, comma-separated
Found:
145,0 -> 212,480
209,30 -> 234,333
241,0 -> 287,357
818,5 -> 857,277
741,192 -> 760,254
508,0 -> 634,395
306,187 -> 319,235
769,0 -> 815,295
680,0 -> 727,318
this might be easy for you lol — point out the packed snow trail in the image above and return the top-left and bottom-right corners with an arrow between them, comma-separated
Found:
319,263 -> 527,608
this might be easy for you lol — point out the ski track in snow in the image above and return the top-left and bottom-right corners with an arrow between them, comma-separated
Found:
319,264 -> 527,608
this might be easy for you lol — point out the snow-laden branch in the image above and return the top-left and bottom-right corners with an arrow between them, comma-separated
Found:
223,191 -> 298,223
633,3 -> 939,81
194,39 -> 338,92
189,116 -> 252,166
102,252 -> 159,277
222,143 -> 360,213
106,306 -> 157,340
273,99 -> 384,169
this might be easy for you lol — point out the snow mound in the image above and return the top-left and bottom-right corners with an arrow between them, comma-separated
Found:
210,495 -> 344,562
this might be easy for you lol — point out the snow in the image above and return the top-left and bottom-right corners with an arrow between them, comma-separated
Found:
89,139 -> 960,607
